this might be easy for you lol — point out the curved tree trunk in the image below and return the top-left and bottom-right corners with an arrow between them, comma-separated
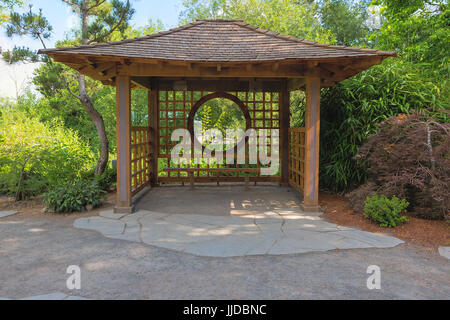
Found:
78,74 -> 109,176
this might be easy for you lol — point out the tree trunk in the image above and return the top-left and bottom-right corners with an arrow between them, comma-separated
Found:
77,0 -> 109,176
78,74 -> 109,176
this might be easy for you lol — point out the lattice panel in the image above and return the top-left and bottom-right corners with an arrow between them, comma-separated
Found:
157,90 -> 281,183
288,127 -> 306,193
131,126 -> 151,195
237,91 -> 279,179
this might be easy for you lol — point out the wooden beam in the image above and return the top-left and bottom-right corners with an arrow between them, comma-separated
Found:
49,52 -> 387,83
119,62 -> 307,78
287,78 -> 306,91
148,81 -> 159,186
272,62 -> 280,71
115,75 -> 134,213
133,78 -> 285,92
279,80 -> 290,186
301,77 -> 321,212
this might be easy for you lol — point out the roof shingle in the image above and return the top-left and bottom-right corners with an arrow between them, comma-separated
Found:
40,19 -> 396,62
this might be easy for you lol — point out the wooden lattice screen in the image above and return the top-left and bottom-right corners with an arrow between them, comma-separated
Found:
131,126 -> 151,196
157,90 -> 281,184
288,127 -> 306,194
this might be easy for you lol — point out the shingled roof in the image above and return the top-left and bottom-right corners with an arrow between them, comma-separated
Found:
40,19 -> 396,62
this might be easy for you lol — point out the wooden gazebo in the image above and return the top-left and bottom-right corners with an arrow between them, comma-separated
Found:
40,19 -> 395,214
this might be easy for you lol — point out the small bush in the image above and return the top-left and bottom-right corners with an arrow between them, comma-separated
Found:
0,110 -> 95,200
348,111 -> 449,220
95,167 -> 117,192
364,194 -> 409,228
44,180 -> 105,213
82,166 -> 117,192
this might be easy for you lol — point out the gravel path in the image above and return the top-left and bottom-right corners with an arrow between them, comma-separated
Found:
0,213 -> 448,300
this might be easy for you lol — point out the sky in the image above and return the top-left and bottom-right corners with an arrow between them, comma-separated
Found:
0,0 -> 185,51
0,0 -> 184,99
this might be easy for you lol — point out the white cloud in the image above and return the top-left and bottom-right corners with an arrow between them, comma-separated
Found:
0,59 -> 42,99
65,6 -> 79,30
0,34 -> 13,52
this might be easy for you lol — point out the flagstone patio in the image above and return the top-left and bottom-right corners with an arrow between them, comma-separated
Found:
0,211 -> 18,219
73,186 -> 404,257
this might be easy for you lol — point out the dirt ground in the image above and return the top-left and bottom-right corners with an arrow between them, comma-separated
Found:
1,189 -> 448,300
320,193 -> 450,252
2,190 -> 449,252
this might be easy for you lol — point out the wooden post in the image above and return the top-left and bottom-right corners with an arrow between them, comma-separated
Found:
245,173 -> 250,191
148,82 -> 159,186
301,77 -> 321,212
114,75 -> 134,213
279,80 -> 290,186
189,172 -> 195,190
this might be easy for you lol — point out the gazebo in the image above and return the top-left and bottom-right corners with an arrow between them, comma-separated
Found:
40,19 -> 396,214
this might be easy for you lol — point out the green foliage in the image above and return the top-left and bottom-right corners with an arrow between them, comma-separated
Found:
320,58 -> 448,191
3,1 -> 138,176
180,0 -> 334,43
350,111 -> 450,220
370,0 -> 449,97
82,166 -> 117,192
0,108 -> 95,199
0,0 -> 23,24
5,4 -> 52,45
364,194 -> 409,227
95,167 -> 117,192
319,0 -> 370,46
64,0 -> 135,44
2,45 -> 40,63
30,72 -> 118,154
44,179 -> 105,213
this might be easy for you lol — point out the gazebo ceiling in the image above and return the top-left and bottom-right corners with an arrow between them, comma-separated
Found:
38,19 -> 396,88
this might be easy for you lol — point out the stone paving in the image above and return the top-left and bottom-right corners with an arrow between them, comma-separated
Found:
74,209 -> 404,257
0,211 -> 17,219
0,292 -> 89,300
438,247 -> 450,260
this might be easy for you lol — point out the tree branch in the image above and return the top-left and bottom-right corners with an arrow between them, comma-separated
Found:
88,0 -> 107,11
87,8 -> 128,44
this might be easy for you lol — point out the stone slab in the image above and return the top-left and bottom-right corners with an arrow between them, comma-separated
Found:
20,292 -> 69,300
0,211 -> 18,218
73,208 -> 404,258
99,210 -> 127,220
438,247 -> 450,260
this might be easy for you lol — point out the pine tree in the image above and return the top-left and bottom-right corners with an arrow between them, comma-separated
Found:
2,0 -> 135,175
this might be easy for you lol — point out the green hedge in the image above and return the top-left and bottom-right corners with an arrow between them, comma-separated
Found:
319,59 -> 448,192
0,109 -> 95,199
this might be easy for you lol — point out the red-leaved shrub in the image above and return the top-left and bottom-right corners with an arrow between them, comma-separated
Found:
347,111 -> 449,220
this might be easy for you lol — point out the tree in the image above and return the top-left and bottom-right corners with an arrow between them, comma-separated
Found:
319,0 -> 370,46
370,0 -> 449,68
180,0 -> 334,43
0,0 -> 21,25
3,1 -> 135,175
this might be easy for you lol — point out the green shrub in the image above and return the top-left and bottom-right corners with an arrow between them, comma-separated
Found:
319,59 -> 448,192
0,109 -> 95,199
95,167 -> 117,192
81,166 -> 117,192
351,112 -> 449,220
364,194 -> 409,228
44,180 -> 105,213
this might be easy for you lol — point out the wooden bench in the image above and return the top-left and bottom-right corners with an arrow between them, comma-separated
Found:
163,168 -> 260,191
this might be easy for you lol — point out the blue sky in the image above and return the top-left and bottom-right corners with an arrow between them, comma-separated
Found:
0,0 -> 184,51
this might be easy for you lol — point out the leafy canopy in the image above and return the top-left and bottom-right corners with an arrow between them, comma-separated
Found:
0,0 -> 22,24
